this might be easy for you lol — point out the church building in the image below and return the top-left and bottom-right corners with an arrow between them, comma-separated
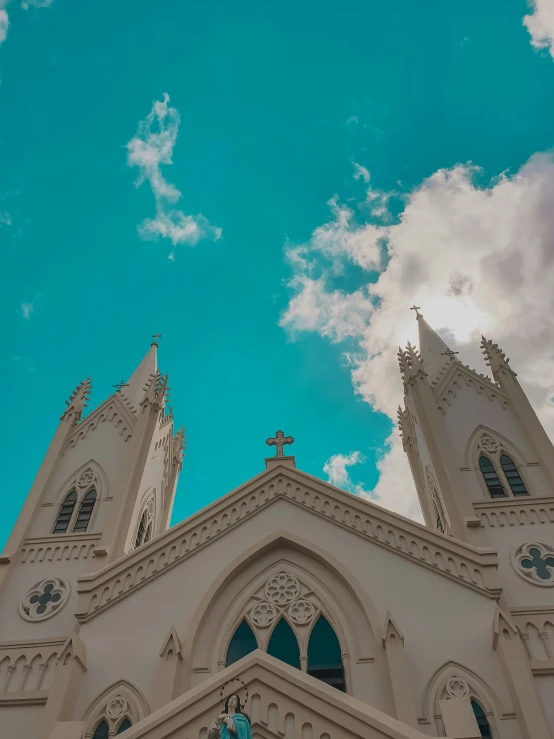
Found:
0,314 -> 553,739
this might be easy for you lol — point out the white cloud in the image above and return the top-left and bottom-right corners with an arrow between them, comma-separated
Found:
345,116 -> 359,126
20,301 -> 34,319
127,93 -> 221,251
281,150 -> 554,519
524,0 -> 554,58
0,211 -> 11,225
353,162 -> 370,183
323,450 -> 372,497
21,0 -> 53,9
0,7 -> 9,45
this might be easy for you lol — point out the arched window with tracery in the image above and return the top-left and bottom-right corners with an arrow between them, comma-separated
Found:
133,496 -> 155,550
226,620 -> 258,666
73,490 -> 97,533
92,720 -> 109,739
267,618 -> 300,669
479,456 -> 506,498
307,615 -> 345,691
475,434 -> 529,499
471,700 -> 492,738
84,683 -> 145,739
500,454 -> 528,496
53,491 -> 77,534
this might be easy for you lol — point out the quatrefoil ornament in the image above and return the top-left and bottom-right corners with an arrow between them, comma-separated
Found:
19,577 -> 70,621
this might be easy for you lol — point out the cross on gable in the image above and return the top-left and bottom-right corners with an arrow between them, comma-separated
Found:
441,349 -> 459,358
113,380 -> 129,392
266,430 -> 294,458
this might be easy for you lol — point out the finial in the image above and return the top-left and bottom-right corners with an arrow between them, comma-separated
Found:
266,430 -> 294,458
410,305 -> 421,318
112,380 -> 130,392
61,378 -> 92,421
151,333 -> 162,346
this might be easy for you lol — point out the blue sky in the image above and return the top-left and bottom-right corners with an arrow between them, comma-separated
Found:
2,0 -> 554,549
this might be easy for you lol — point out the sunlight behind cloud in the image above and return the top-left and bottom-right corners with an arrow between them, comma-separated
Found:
281,151 -> 554,519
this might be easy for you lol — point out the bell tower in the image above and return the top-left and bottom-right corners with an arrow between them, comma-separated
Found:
0,340 -> 185,638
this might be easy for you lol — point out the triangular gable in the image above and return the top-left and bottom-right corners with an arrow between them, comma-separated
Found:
121,650 -> 430,739
431,361 -> 509,415
75,465 -> 500,622
65,393 -> 136,452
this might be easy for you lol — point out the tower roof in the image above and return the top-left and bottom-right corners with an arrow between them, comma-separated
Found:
416,313 -> 453,383
124,343 -> 158,410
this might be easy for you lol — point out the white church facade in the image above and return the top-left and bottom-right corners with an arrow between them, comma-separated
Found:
0,316 -> 553,739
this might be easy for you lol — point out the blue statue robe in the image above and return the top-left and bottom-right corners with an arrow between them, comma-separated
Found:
220,713 -> 251,739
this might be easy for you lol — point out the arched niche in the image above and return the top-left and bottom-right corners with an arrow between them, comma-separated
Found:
179,532 -> 384,707
421,661 -> 510,738
82,679 -> 149,738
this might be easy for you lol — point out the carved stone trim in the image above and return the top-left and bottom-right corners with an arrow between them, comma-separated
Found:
433,365 -> 509,415
511,542 -> 554,587
75,470 -> 500,622
474,496 -> 554,528
19,578 -> 71,621
20,534 -> 101,564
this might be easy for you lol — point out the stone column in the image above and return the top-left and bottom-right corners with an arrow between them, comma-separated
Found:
382,614 -> 418,729
493,609 -> 550,739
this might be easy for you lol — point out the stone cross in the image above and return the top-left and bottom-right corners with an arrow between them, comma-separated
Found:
441,349 -> 459,358
152,333 -> 162,345
113,381 -> 129,392
410,305 -> 421,317
266,430 -> 294,457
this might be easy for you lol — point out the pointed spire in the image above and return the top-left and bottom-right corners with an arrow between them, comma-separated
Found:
124,343 -> 158,410
481,336 -> 516,382
61,378 -> 92,421
415,311 -> 457,383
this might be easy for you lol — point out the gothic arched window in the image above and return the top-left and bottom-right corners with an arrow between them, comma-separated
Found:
479,456 -> 506,498
471,700 -> 492,738
117,718 -> 132,734
73,490 -> 96,533
134,497 -> 155,550
307,615 -> 345,691
53,491 -> 77,534
500,454 -> 529,496
267,618 -> 300,669
226,620 -> 258,666
92,720 -> 109,739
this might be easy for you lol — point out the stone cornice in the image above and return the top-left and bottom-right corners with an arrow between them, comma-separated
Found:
64,394 -> 136,451
473,496 -> 554,527
432,362 -> 509,415
75,467 -> 500,622
20,533 -> 101,563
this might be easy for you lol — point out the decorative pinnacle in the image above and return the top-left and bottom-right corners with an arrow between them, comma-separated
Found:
397,406 -> 410,439
397,342 -> 426,383
480,336 -> 516,381
61,378 -> 92,421
172,425 -> 186,466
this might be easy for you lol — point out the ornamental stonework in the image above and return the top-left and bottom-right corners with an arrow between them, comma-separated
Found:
265,573 -> 300,605
77,468 -> 96,488
445,677 -> 470,699
248,572 -> 319,631
106,696 -> 128,720
478,435 -> 499,454
511,543 -> 554,587
19,577 -> 70,621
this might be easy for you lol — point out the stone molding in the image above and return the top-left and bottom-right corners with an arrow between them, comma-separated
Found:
75,467 -> 500,623
20,533 -> 101,563
120,649 -> 431,739
0,636 -> 65,696
473,496 -> 554,528
432,363 -> 509,415
64,396 -> 135,452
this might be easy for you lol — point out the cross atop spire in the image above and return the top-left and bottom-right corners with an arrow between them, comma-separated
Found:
151,333 -> 162,347
410,305 -> 421,317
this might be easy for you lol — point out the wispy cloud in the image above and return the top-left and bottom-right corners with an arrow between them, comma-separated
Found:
20,301 -> 34,319
0,0 -> 53,48
524,0 -> 554,59
21,0 -> 53,9
0,211 -> 12,225
281,149 -> 554,521
323,451 -> 371,497
127,93 -> 221,258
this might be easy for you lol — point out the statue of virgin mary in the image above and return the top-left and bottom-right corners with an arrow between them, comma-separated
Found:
208,693 -> 252,739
